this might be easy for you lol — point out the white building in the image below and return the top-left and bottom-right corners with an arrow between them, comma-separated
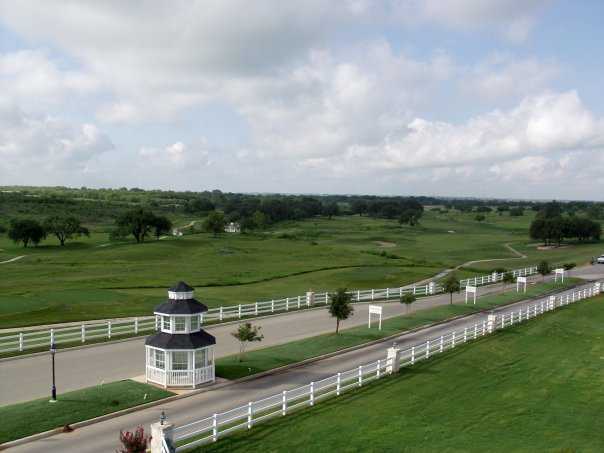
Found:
145,281 -> 216,388
224,222 -> 241,233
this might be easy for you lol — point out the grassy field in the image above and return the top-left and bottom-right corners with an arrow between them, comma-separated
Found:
197,293 -> 604,453
0,380 -> 173,444
216,279 -> 578,380
0,210 -> 601,327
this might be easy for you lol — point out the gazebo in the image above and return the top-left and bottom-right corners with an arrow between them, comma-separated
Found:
145,281 -> 216,388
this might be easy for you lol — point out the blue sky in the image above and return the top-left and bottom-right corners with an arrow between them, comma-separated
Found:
0,1 -> 603,199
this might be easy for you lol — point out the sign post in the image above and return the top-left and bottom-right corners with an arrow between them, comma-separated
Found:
516,276 -> 527,293
368,305 -> 383,330
465,286 -> 477,304
554,268 -> 565,283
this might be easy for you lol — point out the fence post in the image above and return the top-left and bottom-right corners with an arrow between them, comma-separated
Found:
19,332 -> 23,352
310,382 -> 315,406
212,413 -> 218,442
413,286 -> 416,295
357,290 -> 361,301
474,323 -> 478,339
282,390 -> 287,416
271,300 -> 275,313
286,298 -> 289,311
386,346 -> 400,374
220,306 -> 224,321
50,328 -> 55,346
239,304 -> 242,318
371,289 -> 375,301
81,324 -> 85,343
440,335 -> 444,352
487,314 -> 496,333
358,366 -> 363,387
452,331 -> 456,348
255,303 -> 258,316
325,293 -> 328,304
108,321 -> 112,339
386,288 -> 390,299
150,420 -> 174,453
336,373 -> 341,395
306,291 -> 314,307
377,359 -> 381,379
247,402 -> 253,429
501,316 -> 504,329
463,327 -> 467,343
426,340 -> 430,359
411,346 -> 415,364
134,317 -> 139,335
298,295 -> 301,309
482,320 -> 486,335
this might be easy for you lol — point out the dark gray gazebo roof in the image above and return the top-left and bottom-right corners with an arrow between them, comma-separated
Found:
170,281 -> 194,292
146,330 -> 216,350
154,299 -> 209,315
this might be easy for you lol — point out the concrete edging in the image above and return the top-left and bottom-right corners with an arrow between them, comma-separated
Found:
0,281 -> 587,450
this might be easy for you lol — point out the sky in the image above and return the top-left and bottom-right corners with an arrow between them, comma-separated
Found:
0,0 -> 604,200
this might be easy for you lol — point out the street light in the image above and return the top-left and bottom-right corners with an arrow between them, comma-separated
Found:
50,343 -> 57,403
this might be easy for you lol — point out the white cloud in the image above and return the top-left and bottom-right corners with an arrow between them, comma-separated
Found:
0,102 -> 112,182
139,141 -> 211,169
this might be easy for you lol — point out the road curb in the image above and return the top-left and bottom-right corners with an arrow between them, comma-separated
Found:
0,281 -> 587,450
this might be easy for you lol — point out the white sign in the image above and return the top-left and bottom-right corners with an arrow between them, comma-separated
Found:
517,276 -> 527,293
554,268 -> 565,283
368,305 -> 383,330
465,285 -> 477,304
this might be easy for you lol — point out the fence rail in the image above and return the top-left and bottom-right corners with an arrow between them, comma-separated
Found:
459,266 -> 538,287
0,264 -> 540,355
168,281 -> 601,452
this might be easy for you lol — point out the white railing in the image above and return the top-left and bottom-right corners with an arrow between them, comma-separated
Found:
459,266 -> 538,287
169,281 -> 601,451
146,366 -> 215,388
0,264 -> 541,355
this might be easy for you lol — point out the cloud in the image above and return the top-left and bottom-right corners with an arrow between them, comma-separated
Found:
0,102 -> 113,182
139,141 -> 211,169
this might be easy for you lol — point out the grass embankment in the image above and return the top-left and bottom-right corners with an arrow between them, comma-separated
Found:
199,293 -> 604,452
0,380 -> 173,445
216,279 -> 578,380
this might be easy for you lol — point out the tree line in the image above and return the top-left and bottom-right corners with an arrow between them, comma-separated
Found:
529,201 -> 601,245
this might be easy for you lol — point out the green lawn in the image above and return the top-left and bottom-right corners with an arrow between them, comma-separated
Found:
216,279 -> 578,380
197,293 -> 604,453
0,210 -> 599,328
0,380 -> 173,444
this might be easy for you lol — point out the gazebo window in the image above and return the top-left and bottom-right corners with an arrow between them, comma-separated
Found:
172,351 -> 189,370
162,316 -> 171,331
150,349 -> 165,370
174,316 -> 187,332
195,349 -> 207,368
190,315 -> 200,331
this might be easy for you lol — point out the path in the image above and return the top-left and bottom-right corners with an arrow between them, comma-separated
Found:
2,266 -> 599,407
0,255 -> 25,264
8,279 -> 600,453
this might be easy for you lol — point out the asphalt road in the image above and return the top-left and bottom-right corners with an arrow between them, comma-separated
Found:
8,276 -> 601,453
0,270 -> 554,406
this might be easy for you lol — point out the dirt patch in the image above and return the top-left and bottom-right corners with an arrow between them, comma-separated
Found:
374,241 -> 396,248
537,245 -> 570,251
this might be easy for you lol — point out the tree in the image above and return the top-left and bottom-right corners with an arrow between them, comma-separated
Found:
152,215 -> 172,240
231,322 -> 264,362
0,224 -> 6,234
322,202 -> 340,219
400,293 -> 416,313
328,288 -> 354,334
117,426 -> 150,453
252,210 -> 267,230
43,215 -> 89,246
537,260 -> 551,281
399,209 -> 422,226
114,208 -> 157,243
442,274 -> 460,305
203,211 -> 226,237
509,207 -> 524,217
502,272 -> 515,290
474,214 -> 486,222
8,218 -> 46,248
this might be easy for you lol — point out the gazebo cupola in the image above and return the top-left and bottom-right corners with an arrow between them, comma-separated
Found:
145,281 -> 216,388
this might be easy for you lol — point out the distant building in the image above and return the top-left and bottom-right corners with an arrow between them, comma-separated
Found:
225,222 -> 241,233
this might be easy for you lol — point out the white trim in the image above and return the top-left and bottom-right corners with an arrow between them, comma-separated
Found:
168,290 -> 194,300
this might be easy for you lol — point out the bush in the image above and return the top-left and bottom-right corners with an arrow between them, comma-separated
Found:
563,263 -> 576,270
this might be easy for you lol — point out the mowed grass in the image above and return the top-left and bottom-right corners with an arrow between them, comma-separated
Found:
0,380 -> 173,444
198,293 -> 604,453
216,279 -> 578,380
0,211 -> 599,327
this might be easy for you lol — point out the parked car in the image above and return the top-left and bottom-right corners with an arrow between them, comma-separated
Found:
597,255 -> 604,264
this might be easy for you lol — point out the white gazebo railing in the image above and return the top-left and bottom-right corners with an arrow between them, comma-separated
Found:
147,365 -> 215,388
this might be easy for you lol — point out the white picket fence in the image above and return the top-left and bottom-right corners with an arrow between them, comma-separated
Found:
166,281 -> 602,452
0,264 -> 538,355
459,266 -> 537,287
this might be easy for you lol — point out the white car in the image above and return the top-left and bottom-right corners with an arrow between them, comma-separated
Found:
597,255 -> 604,264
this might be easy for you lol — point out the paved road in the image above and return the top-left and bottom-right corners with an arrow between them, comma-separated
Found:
1,266 -> 600,407
0,271 -> 551,406
9,278 -> 601,453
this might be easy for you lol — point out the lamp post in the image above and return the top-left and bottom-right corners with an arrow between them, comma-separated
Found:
50,343 -> 57,403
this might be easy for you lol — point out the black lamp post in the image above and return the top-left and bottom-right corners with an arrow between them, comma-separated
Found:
50,343 -> 57,403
